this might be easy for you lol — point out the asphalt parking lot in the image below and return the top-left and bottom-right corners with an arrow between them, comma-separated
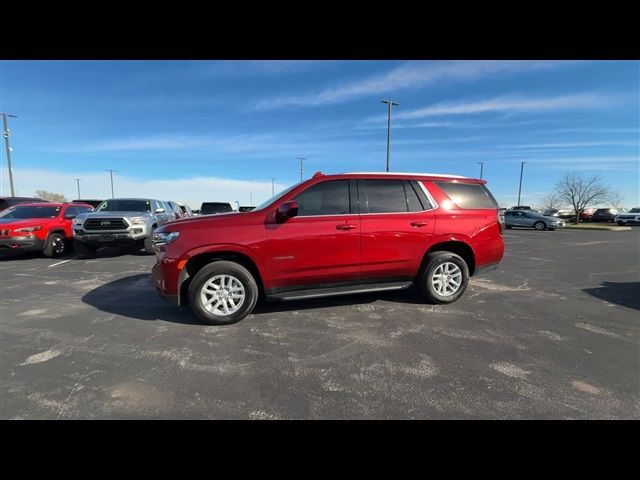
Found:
1,228 -> 639,419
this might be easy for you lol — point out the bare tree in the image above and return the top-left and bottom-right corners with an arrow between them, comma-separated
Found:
539,192 -> 564,213
35,190 -> 67,202
607,191 -> 624,209
554,172 -> 611,223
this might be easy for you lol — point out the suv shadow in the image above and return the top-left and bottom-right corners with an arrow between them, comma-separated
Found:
81,273 -> 423,325
583,281 -> 640,311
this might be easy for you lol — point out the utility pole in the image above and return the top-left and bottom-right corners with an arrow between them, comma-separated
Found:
381,99 -> 399,172
75,178 -> 81,198
106,169 -> 116,198
2,113 -> 17,196
478,162 -> 484,179
517,161 -> 526,206
272,178 -> 275,196
297,157 -> 305,181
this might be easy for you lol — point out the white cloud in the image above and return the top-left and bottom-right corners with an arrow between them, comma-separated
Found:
254,61 -> 569,110
393,92 -> 620,120
1,168 -> 290,209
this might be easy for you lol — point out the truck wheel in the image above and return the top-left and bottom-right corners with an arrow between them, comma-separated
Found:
417,251 -> 469,304
188,261 -> 259,325
73,240 -> 97,259
144,229 -> 156,254
43,233 -> 66,258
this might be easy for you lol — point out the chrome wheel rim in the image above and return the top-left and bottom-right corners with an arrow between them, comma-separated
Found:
431,262 -> 462,297
200,274 -> 245,316
53,237 -> 65,254
535,222 -> 544,230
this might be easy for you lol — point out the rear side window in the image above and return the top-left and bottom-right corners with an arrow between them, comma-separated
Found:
294,180 -> 350,216
361,180 -> 408,213
435,182 -> 498,209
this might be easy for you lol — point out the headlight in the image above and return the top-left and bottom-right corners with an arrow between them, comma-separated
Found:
129,217 -> 148,225
15,225 -> 42,233
152,231 -> 180,245
73,218 -> 84,225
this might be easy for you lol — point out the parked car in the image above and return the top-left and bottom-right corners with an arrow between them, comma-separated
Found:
167,201 -> 185,220
72,199 -> 104,209
72,198 -> 175,256
200,202 -> 234,215
0,202 -> 94,257
591,208 -> 619,223
0,196 -> 48,212
509,205 -> 533,211
615,208 -> 640,225
152,171 -> 505,325
505,210 -> 565,230
177,202 -> 194,217
543,208 -> 574,219
238,206 -> 255,212
580,208 -> 597,221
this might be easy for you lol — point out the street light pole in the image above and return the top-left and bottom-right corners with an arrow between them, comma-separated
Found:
75,178 -> 81,198
297,157 -> 305,181
478,162 -> 484,180
2,113 -> 18,196
106,170 -> 116,198
517,161 -> 526,206
381,99 -> 399,172
272,178 -> 275,196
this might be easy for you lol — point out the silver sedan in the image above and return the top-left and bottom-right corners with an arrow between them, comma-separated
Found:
504,210 -> 565,230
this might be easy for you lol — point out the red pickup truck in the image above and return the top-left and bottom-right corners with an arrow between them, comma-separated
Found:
0,202 -> 94,257
152,172 -> 505,325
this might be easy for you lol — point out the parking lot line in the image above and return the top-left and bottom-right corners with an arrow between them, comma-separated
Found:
47,259 -> 72,268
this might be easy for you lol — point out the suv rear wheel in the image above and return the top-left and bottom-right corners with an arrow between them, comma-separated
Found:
418,251 -> 469,304
188,261 -> 259,325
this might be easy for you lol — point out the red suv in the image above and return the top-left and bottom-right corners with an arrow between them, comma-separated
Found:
152,172 -> 504,324
0,202 -> 94,257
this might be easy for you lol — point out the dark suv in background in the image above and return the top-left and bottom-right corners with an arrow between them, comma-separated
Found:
591,208 -> 619,223
152,172 -> 505,325
200,202 -> 234,215
0,196 -> 48,212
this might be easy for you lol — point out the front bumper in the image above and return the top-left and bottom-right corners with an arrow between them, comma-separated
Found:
152,261 -> 180,305
0,236 -> 45,253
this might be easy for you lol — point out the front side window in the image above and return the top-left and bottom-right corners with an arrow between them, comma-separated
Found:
294,180 -> 350,216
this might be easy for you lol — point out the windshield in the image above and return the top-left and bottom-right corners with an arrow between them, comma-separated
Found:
628,208 -> 640,213
253,182 -> 303,211
96,199 -> 152,212
0,205 -> 61,219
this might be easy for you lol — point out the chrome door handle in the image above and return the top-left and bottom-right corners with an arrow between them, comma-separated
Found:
336,224 -> 357,230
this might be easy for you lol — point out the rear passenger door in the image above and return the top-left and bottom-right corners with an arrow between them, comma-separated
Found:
358,179 -> 435,281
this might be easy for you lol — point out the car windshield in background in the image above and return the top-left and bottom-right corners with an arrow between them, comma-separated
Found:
627,208 -> 640,213
201,203 -> 233,215
435,182 -> 498,209
0,205 -> 61,219
96,200 -> 152,212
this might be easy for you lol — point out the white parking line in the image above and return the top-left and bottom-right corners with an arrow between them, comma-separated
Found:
48,259 -> 71,268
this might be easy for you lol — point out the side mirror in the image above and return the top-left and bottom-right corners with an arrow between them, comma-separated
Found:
155,208 -> 166,213
275,201 -> 299,223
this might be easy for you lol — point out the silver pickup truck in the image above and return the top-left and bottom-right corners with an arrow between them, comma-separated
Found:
72,198 -> 175,256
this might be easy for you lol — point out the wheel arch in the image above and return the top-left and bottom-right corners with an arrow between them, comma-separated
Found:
422,240 -> 476,276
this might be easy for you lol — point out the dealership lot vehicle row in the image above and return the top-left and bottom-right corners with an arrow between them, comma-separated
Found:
1,229 -> 638,419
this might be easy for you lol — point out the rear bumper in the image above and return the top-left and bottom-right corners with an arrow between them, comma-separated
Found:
0,236 -> 45,253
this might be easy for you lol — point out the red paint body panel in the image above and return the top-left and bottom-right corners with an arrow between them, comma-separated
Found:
152,173 -> 505,300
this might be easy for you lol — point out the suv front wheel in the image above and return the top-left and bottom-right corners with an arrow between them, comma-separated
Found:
188,261 -> 259,325
418,251 -> 469,304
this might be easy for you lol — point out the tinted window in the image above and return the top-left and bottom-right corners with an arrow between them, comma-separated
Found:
0,205 -> 61,219
294,180 -> 350,216
201,203 -> 233,215
362,180 -> 408,213
404,181 -> 425,212
436,182 -> 498,209
76,205 -> 93,214
96,200 -> 152,212
64,206 -> 78,217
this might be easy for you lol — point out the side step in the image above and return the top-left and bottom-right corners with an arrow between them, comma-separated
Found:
267,281 -> 413,302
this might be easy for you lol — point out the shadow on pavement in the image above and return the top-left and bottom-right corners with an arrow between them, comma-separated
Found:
82,273 -> 423,324
583,281 -> 640,311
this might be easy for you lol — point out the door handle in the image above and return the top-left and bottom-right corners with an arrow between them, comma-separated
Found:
410,221 -> 428,227
336,224 -> 357,230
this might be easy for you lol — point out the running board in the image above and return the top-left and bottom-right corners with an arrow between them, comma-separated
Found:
267,281 -> 413,302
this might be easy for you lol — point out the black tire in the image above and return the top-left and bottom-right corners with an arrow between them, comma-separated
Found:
533,221 -> 546,231
417,251 -> 469,304
43,232 -> 66,258
73,240 -> 97,258
505,225 -> 512,229
143,229 -> 156,254
188,261 -> 259,325
617,221 -> 624,226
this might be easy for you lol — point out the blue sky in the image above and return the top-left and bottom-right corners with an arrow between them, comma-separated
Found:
1,60 -> 638,208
